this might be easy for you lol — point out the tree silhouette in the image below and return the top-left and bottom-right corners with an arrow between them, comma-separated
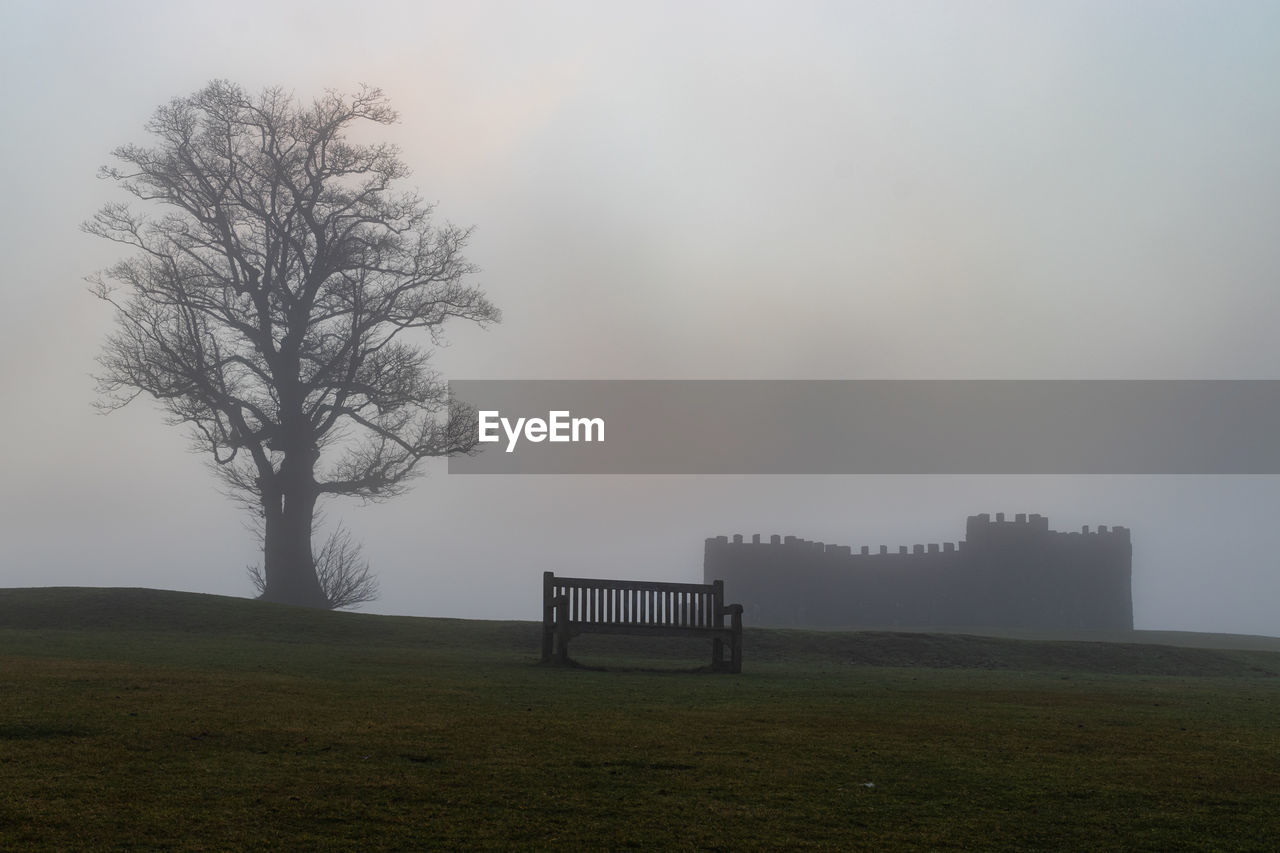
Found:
86,81 -> 498,607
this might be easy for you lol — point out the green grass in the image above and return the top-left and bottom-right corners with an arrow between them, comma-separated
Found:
1,588 -> 1278,850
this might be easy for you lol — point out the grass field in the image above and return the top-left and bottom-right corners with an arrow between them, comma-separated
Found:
1,588 -> 1277,850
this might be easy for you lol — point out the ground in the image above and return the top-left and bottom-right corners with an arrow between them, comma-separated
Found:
1,588 -> 1277,850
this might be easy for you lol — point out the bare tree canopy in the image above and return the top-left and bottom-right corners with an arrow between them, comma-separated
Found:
86,81 -> 499,607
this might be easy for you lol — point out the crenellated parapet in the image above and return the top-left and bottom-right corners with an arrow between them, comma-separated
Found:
705,514 -> 1133,632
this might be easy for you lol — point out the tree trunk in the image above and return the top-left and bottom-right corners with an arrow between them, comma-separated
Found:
259,449 -> 329,608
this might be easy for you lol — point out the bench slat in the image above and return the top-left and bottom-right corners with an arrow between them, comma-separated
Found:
551,576 -> 720,595
558,624 -> 738,640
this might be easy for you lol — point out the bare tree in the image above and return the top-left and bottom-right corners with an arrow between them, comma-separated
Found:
247,523 -> 378,609
86,81 -> 499,607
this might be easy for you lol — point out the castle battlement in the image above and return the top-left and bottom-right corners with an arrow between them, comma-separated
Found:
705,514 -> 1133,631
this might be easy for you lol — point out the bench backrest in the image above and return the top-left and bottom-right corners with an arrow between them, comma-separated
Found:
544,572 -> 726,629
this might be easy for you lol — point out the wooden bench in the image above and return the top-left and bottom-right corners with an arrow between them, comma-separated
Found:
541,572 -> 743,673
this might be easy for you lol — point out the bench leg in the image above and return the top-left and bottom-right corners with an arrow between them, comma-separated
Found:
712,637 -> 725,671
555,597 -> 570,664
541,625 -> 554,663
730,610 -> 742,674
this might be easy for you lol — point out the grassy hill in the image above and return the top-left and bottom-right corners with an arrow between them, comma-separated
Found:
2,587 -> 1278,850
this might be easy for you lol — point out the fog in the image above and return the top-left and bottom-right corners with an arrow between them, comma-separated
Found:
2,1 -> 1279,636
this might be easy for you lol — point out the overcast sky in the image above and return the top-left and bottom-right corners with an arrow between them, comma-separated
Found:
2,1 -> 1279,635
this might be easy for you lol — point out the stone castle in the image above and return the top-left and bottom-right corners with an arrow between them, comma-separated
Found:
704,513 -> 1133,631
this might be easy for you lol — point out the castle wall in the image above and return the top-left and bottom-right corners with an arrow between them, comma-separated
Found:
704,513 -> 1133,631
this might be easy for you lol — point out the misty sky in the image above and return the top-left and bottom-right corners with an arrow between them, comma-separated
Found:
2,1 -> 1279,635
